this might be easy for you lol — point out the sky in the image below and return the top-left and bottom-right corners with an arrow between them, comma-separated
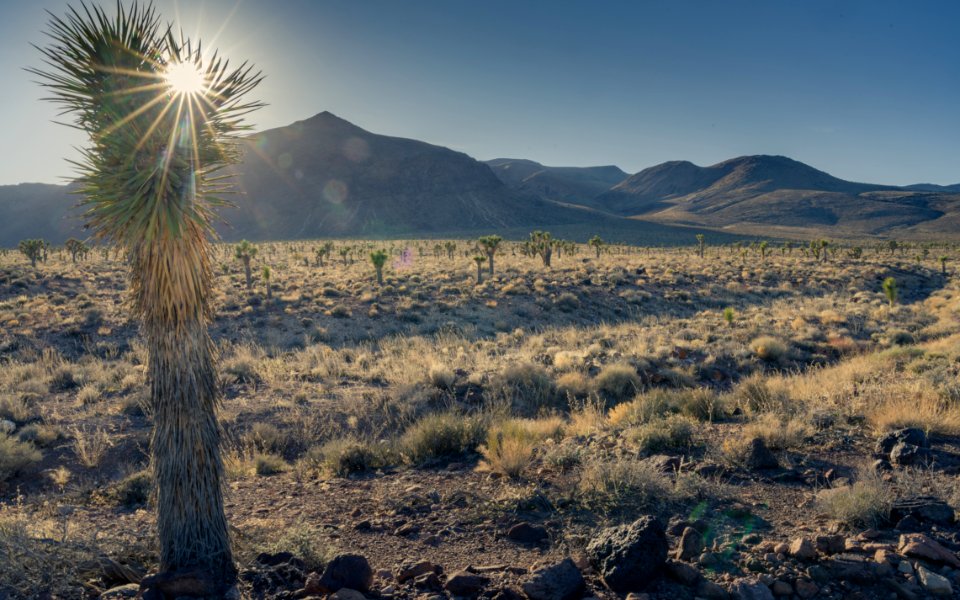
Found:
2,0 -> 958,186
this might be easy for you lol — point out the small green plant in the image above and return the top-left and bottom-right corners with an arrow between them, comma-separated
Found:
758,240 -> 769,261
882,276 -> 897,307
816,470 -> 892,529
370,249 -> 388,285
315,241 -> 334,267
723,307 -> 735,326
235,240 -> 258,290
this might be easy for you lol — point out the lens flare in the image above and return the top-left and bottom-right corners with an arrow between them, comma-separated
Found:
165,61 -> 206,95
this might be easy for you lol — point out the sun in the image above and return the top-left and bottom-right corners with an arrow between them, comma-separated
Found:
165,61 -> 206,95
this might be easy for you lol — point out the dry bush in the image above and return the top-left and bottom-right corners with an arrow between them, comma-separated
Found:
607,390 -> 672,428
71,426 -> 111,468
750,336 -> 789,363
566,398 -> 607,437
254,453 -> 286,476
300,436 -> 385,477
593,363 -> 641,404
478,417 -> 564,478
488,363 -> 560,416
733,373 -> 790,415
0,434 -> 41,481
741,412 -> 814,450
816,469 -> 892,528
625,415 -> 696,454
556,371 -> 590,400
867,380 -> 960,436
400,412 -> 486,464
577,455 -> 673,513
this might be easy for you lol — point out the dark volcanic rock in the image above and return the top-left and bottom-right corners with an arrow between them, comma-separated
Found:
875,428 -> 928,456
744,438 -> 779,470
520,558 -> 585,600
586,515 -> 668,592
891,496 -> 956,526
316,554 -> 373,593
507,522 -> 549,544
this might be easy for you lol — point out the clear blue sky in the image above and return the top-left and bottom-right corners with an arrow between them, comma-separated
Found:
3,0 -> 958,186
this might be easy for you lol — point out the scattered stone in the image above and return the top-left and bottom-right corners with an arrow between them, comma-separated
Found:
586,516 -> 668,592
890,442 -> 932,467
520,558 -> 585,600
875,428 -> 928,456
332,589 -> 367,600
898,534 -> 960,568
696,578 -> 729,600
676,527 -> 705,561
729,578 -> 774,600
316,554 -> 374,593
788,538 -> 817,561
507,522 -> 549,544
398,561 -> 442,584
770,580 -> 792,596
99,584 -> 140,599
445,571 -> 490,597
917,565 -> 953,596
744,438 -> 779,471
898,560 -> 914,575
793,579 -> 818,599
415,572 -> 442,590
890,496 -> 956,526
664,559 -> 700,586
806,565 -> 829,584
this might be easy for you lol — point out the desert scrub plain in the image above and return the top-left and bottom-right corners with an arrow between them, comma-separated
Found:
1,237 -> 960,600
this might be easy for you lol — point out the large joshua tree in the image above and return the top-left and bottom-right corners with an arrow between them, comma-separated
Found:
32,2 -> 262,592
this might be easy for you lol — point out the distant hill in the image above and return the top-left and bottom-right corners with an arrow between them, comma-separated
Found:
904,183 -> 960,193
0,183 -> 83,245
486,158 -> 628,206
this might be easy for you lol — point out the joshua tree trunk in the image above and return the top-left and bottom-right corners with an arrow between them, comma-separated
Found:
243,259 -> 252,290
133,237 -> 233,582
376,266 -> 383,286
595,246 -> 601,259
487,252 -> 495,275
476,262 -> 482,284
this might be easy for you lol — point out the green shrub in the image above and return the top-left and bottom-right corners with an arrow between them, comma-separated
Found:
267,521 -> 336,572
400,412 -> 486,464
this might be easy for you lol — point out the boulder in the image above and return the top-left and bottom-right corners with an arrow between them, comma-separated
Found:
445,571 -> 490,597
898,533 -> 960,568
890,496 -> 956,526
520,558 -> 585,600
875,428 -> 928,456
507,522 -> 549,544
676,527 -> 705,561
315,554 -> 374,593
586,516 -> 668,592
917,565 -> 953,597
729,578 -> 774,600
890,442 -> 932,466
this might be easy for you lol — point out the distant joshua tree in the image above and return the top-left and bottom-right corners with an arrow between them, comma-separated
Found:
759,240 -> 769,262
473,255 -> 486,284
19,239 -> 45,268
589,235 -> 605,259
478,235 -> 502,276
235,240 -> 258,290
370,249 -> 388,285
444,241 -> 457,260
528,230 -> 554,267
262,265 -> 272,299
315,241 -> 334,267
882,277 -> 898,307
695,234 -> 705,258
65,238 -> 89,262
940,255 -> 949,275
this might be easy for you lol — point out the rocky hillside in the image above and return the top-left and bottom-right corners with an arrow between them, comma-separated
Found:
485,158 -> 628,206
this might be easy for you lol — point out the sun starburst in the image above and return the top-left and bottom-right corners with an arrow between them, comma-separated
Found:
165,61 -> 206,96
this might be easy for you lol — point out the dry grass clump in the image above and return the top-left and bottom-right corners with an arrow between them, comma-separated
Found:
0,434 -> 41,481
866,380 -> 960,436
750,336 -> 789,363
400,411 -> 486,464
556,371 -> 590,400
733,373 -> 790,415
0,395 -> 39,423
607,390 -> 674,428
253,453 -> 286,476
816,469 -> 893,529
301,436 -> 386,477
577,455 -> 673,513
478,416 -> 564,478
426,363 -> 456,390
741,412 -> 814,450
71,426 -> 111,468
625,415 -> 696,455
593,363 -> 641,403
488,363 -> 560,416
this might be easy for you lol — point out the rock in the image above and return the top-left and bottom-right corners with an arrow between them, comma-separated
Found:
696,579 -> 729,599
520,558 -> 585,600
890,496 -> 956,526
99,584 -> 140,599
806,565 -> 829,584
397,561 -> 442,584
875,428 -> 928,456
895,515 -> 923,532
770,580 -> 792,596
507,522 -> 549,544
898,533 -> 960,568
445,571 -> 490,597
0,419 -> 15,433
642,454 -> 681,473
917,565 -> 953,596
140,569 -> 217,598
890,442 -> 932,466
793,579 -> 818,599
729,578 -> 774,600
332,589 -> 367,600
788,538 -> 816,561
676,527 -> 705,561
898,560 -> 914,575
664,559 -> 700,585
316,554 -> 374,593
415,572 -> 442,590
814,534 -> 845,554
744,438 -> 779,470
586,516 -> 668,592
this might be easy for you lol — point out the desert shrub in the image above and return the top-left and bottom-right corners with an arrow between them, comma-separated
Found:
111,469 -> 152,506
479,417 -> 564,478
0,395 -> 39,424
75,385 -> 101,407
71,426 -> 111,468
567,398 -> 607,436
301,437 -> 384,477
555,292 -> 581,312
254,453 -> 285,476
543,443 -> 582,473
266,521 -> 336,572
556,371 -> 590,399
17,423 -> 61,447
626,415 -> 696,454
593,363 -> 641,403
427,363 -> 456,390
607,390 -> 673,428
488,363 -> 560,416
400,412 -> 486,464
733,374 -> 789,415
48,368 -> 79,393
222,344 -> 263,384
750,336 -> 788,363
816,471 -> 892,528
578,455 -> 673,513
675,388 -> 725,421
243,423 -> 287,453
742,412 -> 813,450
0,433 -> 42,481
